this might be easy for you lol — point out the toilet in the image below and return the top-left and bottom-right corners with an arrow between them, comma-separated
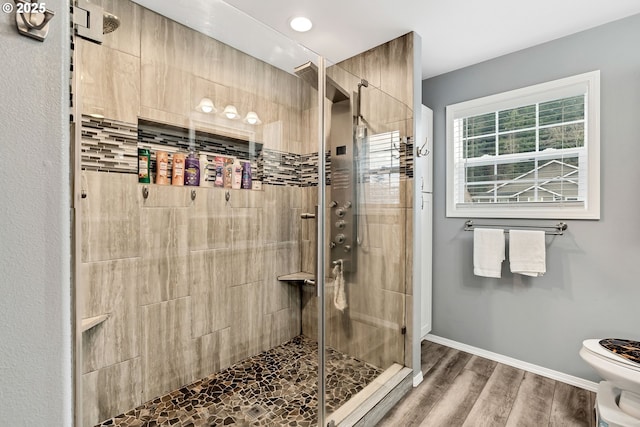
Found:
580,338 -> 640,427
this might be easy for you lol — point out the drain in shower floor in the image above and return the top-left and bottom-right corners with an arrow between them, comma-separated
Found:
245,404 -> 267,421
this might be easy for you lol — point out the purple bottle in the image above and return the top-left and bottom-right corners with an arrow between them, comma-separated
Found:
184,151 -> 200,186
241,161 -> 252,189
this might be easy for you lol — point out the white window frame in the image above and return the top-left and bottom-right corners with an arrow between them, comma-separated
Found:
446,70 -> 600,219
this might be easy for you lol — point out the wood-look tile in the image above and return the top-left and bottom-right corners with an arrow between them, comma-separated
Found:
419,368 -> 490,426
192,330 -> 221,380
140,8 -> 191,71
377,347 -> 472,426
549,382 -> 595,427
139,207 -> 190,305
464,355 -> 498,379
384,340 -> 597,427
141,297 -> 194,402
189,249 -> 231,338
96,0 -> 142,57
420,340 -> 451,374
461,364 -> 525,426
79,41 -> 140,124
140,61 -> 191,118
188,187 -> 232,251
505,372 -> 556,427
83,357 -> 142,427
263,242 -> 300,314
81,171 -> 140,263
82,258 -> 139,374
228,281 -> 264,364
379,33 -> 413,108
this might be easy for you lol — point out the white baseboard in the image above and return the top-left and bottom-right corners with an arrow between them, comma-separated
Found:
413,371 -> 424,387
424,334 -> 598,393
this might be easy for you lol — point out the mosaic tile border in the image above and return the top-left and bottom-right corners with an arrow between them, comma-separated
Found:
94,335 -> 383,427
80,116 -> 412,186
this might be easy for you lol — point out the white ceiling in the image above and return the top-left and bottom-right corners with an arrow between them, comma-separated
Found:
133,0 -> 640,79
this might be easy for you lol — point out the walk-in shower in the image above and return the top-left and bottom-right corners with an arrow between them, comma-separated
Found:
74,1 -> 415,425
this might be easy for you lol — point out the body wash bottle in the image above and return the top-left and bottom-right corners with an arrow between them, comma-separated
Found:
232,159 -> 242,189
241,161 -> 252,189
156,151 -> 169,185
172,152 -> 185,186
138,148 -> 151,183
184,150 -> 200,186
199,154 -> 210,187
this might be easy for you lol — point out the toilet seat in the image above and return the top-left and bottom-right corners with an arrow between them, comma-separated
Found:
583,339 -> 640,371
600,338 -> 640,366
581,339 -> 640,396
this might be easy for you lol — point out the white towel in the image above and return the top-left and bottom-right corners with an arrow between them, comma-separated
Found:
473,228 -> 505,278
509,230 -> 546,277
333,263 -> 347,312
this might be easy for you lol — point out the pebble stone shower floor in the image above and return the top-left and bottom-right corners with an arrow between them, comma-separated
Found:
94,335 -> 383,426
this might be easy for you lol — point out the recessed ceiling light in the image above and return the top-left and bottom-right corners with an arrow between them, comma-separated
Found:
289,16 -> 312,32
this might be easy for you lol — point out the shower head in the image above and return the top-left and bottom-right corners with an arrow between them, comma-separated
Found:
103,12 -> 120,34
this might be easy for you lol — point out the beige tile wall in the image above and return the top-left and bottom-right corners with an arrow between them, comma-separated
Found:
81,172 -> 302,425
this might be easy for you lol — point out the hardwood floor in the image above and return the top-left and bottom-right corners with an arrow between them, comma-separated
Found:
377,340 -> 596,427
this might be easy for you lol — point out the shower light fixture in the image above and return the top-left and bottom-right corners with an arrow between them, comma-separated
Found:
243,111 -> 262,125
196,97 -> 216,113
223,105 -> 240,120
289,16 -> 312,32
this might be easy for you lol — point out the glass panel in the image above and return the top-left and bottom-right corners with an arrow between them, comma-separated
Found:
322,57 -> 412,424
498,104 -> 536,132
539,95 -> 585,126
463,112 -> 495,138
498,130 -> 536,154
464,135 -> 496,158
539,123 -> 585,150
77,0 -> 324,425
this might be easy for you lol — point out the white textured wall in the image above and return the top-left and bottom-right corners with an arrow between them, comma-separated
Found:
0,0 -> 71,424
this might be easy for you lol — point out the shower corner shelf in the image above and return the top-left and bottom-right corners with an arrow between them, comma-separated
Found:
81,314 -> 110,332
277,272 -> 316,286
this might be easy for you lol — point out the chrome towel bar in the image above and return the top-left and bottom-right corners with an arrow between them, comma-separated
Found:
464,220 -> 568,236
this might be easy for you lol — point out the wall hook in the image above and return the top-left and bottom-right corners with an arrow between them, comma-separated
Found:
191,189 -> 197,201
141,186 -> 149,199
13,0 -> 55,42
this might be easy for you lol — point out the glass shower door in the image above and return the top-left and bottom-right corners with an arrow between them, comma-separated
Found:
319,57 -> 413,425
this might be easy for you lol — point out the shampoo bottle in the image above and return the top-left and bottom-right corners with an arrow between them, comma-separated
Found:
241,161 -> 252,189
172,152 -> 185,186
138,148 -> 151,183
184,151 -> 200,186
155,151 -> 169,185
199,154 -> 210,187
224,158 -> 233,189
232,159 -> 242,190
214,156 -> 224,187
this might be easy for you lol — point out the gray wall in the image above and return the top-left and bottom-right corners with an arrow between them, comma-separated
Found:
423,13 -> 640,381
0,0 -> 72,423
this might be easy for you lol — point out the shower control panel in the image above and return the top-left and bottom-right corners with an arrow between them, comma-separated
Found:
328,97 -> 357,273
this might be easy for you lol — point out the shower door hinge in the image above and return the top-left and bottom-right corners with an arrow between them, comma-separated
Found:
327,421 -> 336,427
401,326 -> 407,335
74,0 -> 103,44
